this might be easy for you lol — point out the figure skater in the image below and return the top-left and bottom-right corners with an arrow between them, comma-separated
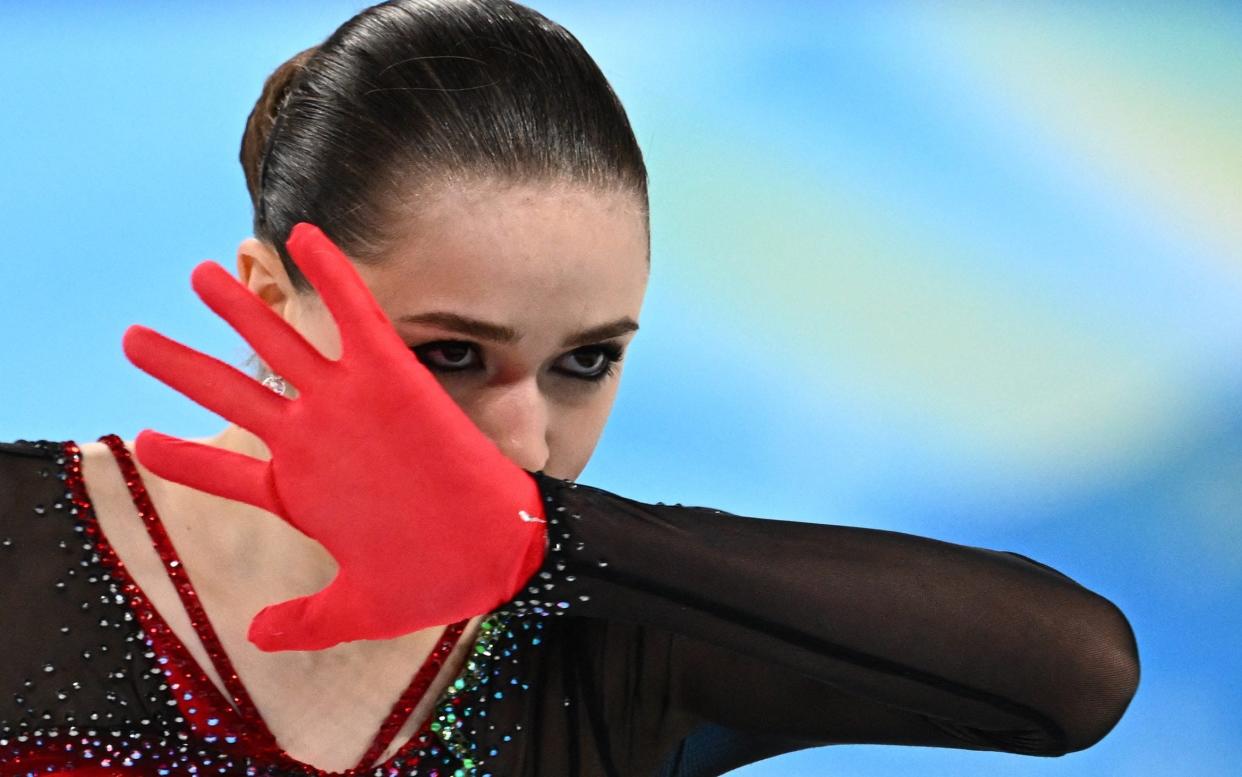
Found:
0,1 -> 1139,775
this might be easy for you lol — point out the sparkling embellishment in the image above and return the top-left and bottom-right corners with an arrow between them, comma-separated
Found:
0,437 -> 511,775
4,440 -> 598,776
260,373 -> 287,396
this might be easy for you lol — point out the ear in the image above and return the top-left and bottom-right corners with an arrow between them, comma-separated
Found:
237,237 -> 296,316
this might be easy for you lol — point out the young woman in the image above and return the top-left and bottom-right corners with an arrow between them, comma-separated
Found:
0,1 -> 1140,775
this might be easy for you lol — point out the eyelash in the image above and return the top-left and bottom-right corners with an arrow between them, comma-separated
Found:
410,340 -> 625,383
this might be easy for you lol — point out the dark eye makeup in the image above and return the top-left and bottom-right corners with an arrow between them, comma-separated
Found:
410,340 -> 624,383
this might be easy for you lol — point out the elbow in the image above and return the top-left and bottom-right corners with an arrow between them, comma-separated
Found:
1042,596 -> 1142,756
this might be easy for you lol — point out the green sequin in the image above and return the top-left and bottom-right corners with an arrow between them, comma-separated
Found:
431,610 -> 520,774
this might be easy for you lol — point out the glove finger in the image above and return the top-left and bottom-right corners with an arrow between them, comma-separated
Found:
190,260 -> 330,391
284,222 -> 407,362
123,323 -> 284,436
133,429 -> 281,516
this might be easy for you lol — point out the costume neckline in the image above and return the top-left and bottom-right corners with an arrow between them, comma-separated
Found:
62,434 -> 472,774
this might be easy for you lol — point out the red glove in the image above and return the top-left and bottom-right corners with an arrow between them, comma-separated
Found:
121,222 -> 548,652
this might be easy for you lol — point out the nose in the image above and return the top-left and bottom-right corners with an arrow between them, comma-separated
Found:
472,377 -> 550,474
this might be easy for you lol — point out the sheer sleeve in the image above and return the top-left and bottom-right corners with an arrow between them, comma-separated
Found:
512,471 -> 1140,759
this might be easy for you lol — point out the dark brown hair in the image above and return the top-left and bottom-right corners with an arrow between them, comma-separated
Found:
239,0 -> 648,297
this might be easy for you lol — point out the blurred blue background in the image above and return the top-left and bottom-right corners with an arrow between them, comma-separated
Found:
2,1 -> 1239,775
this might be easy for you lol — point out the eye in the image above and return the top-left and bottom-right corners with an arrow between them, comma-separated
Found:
556,343 -> 625,382
410,340 -> 624,383
411,341 -> 480,372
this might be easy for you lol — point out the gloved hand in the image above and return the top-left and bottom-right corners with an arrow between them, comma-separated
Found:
121,222 -> 548,652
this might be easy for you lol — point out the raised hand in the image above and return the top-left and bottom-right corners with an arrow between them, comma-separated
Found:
121,223 -> 548,652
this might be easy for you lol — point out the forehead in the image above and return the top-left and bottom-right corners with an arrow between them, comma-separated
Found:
359,181 -> 650,328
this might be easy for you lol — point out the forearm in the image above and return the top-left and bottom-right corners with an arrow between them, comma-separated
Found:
508,472 -> 1141,755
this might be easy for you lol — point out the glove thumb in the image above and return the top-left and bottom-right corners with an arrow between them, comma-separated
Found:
247,581 -> 361,652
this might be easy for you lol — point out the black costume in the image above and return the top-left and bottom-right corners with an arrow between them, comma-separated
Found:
0,437 -> 1139,776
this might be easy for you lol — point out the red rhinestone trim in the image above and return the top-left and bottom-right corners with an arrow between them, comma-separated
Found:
63,439 -> 261,754
98,434 -> 274,738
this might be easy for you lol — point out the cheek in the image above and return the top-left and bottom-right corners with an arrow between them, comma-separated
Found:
550,384 -> 621,476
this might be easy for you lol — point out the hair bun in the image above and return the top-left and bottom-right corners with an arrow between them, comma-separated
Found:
240,46 -> 319,209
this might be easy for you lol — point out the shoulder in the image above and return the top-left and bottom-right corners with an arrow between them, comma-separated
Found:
0,437 -> 124,492
0,437 -> 124,531
0,438 -> 71,498
0,437 -> 67,463
0,438 -> 86,583
0,436 -> 133,612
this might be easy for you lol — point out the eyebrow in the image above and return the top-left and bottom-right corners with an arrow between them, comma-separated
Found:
396,311 -> 639,348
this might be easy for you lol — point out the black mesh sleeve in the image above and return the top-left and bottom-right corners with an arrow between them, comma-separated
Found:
512,471 -> 1140,759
